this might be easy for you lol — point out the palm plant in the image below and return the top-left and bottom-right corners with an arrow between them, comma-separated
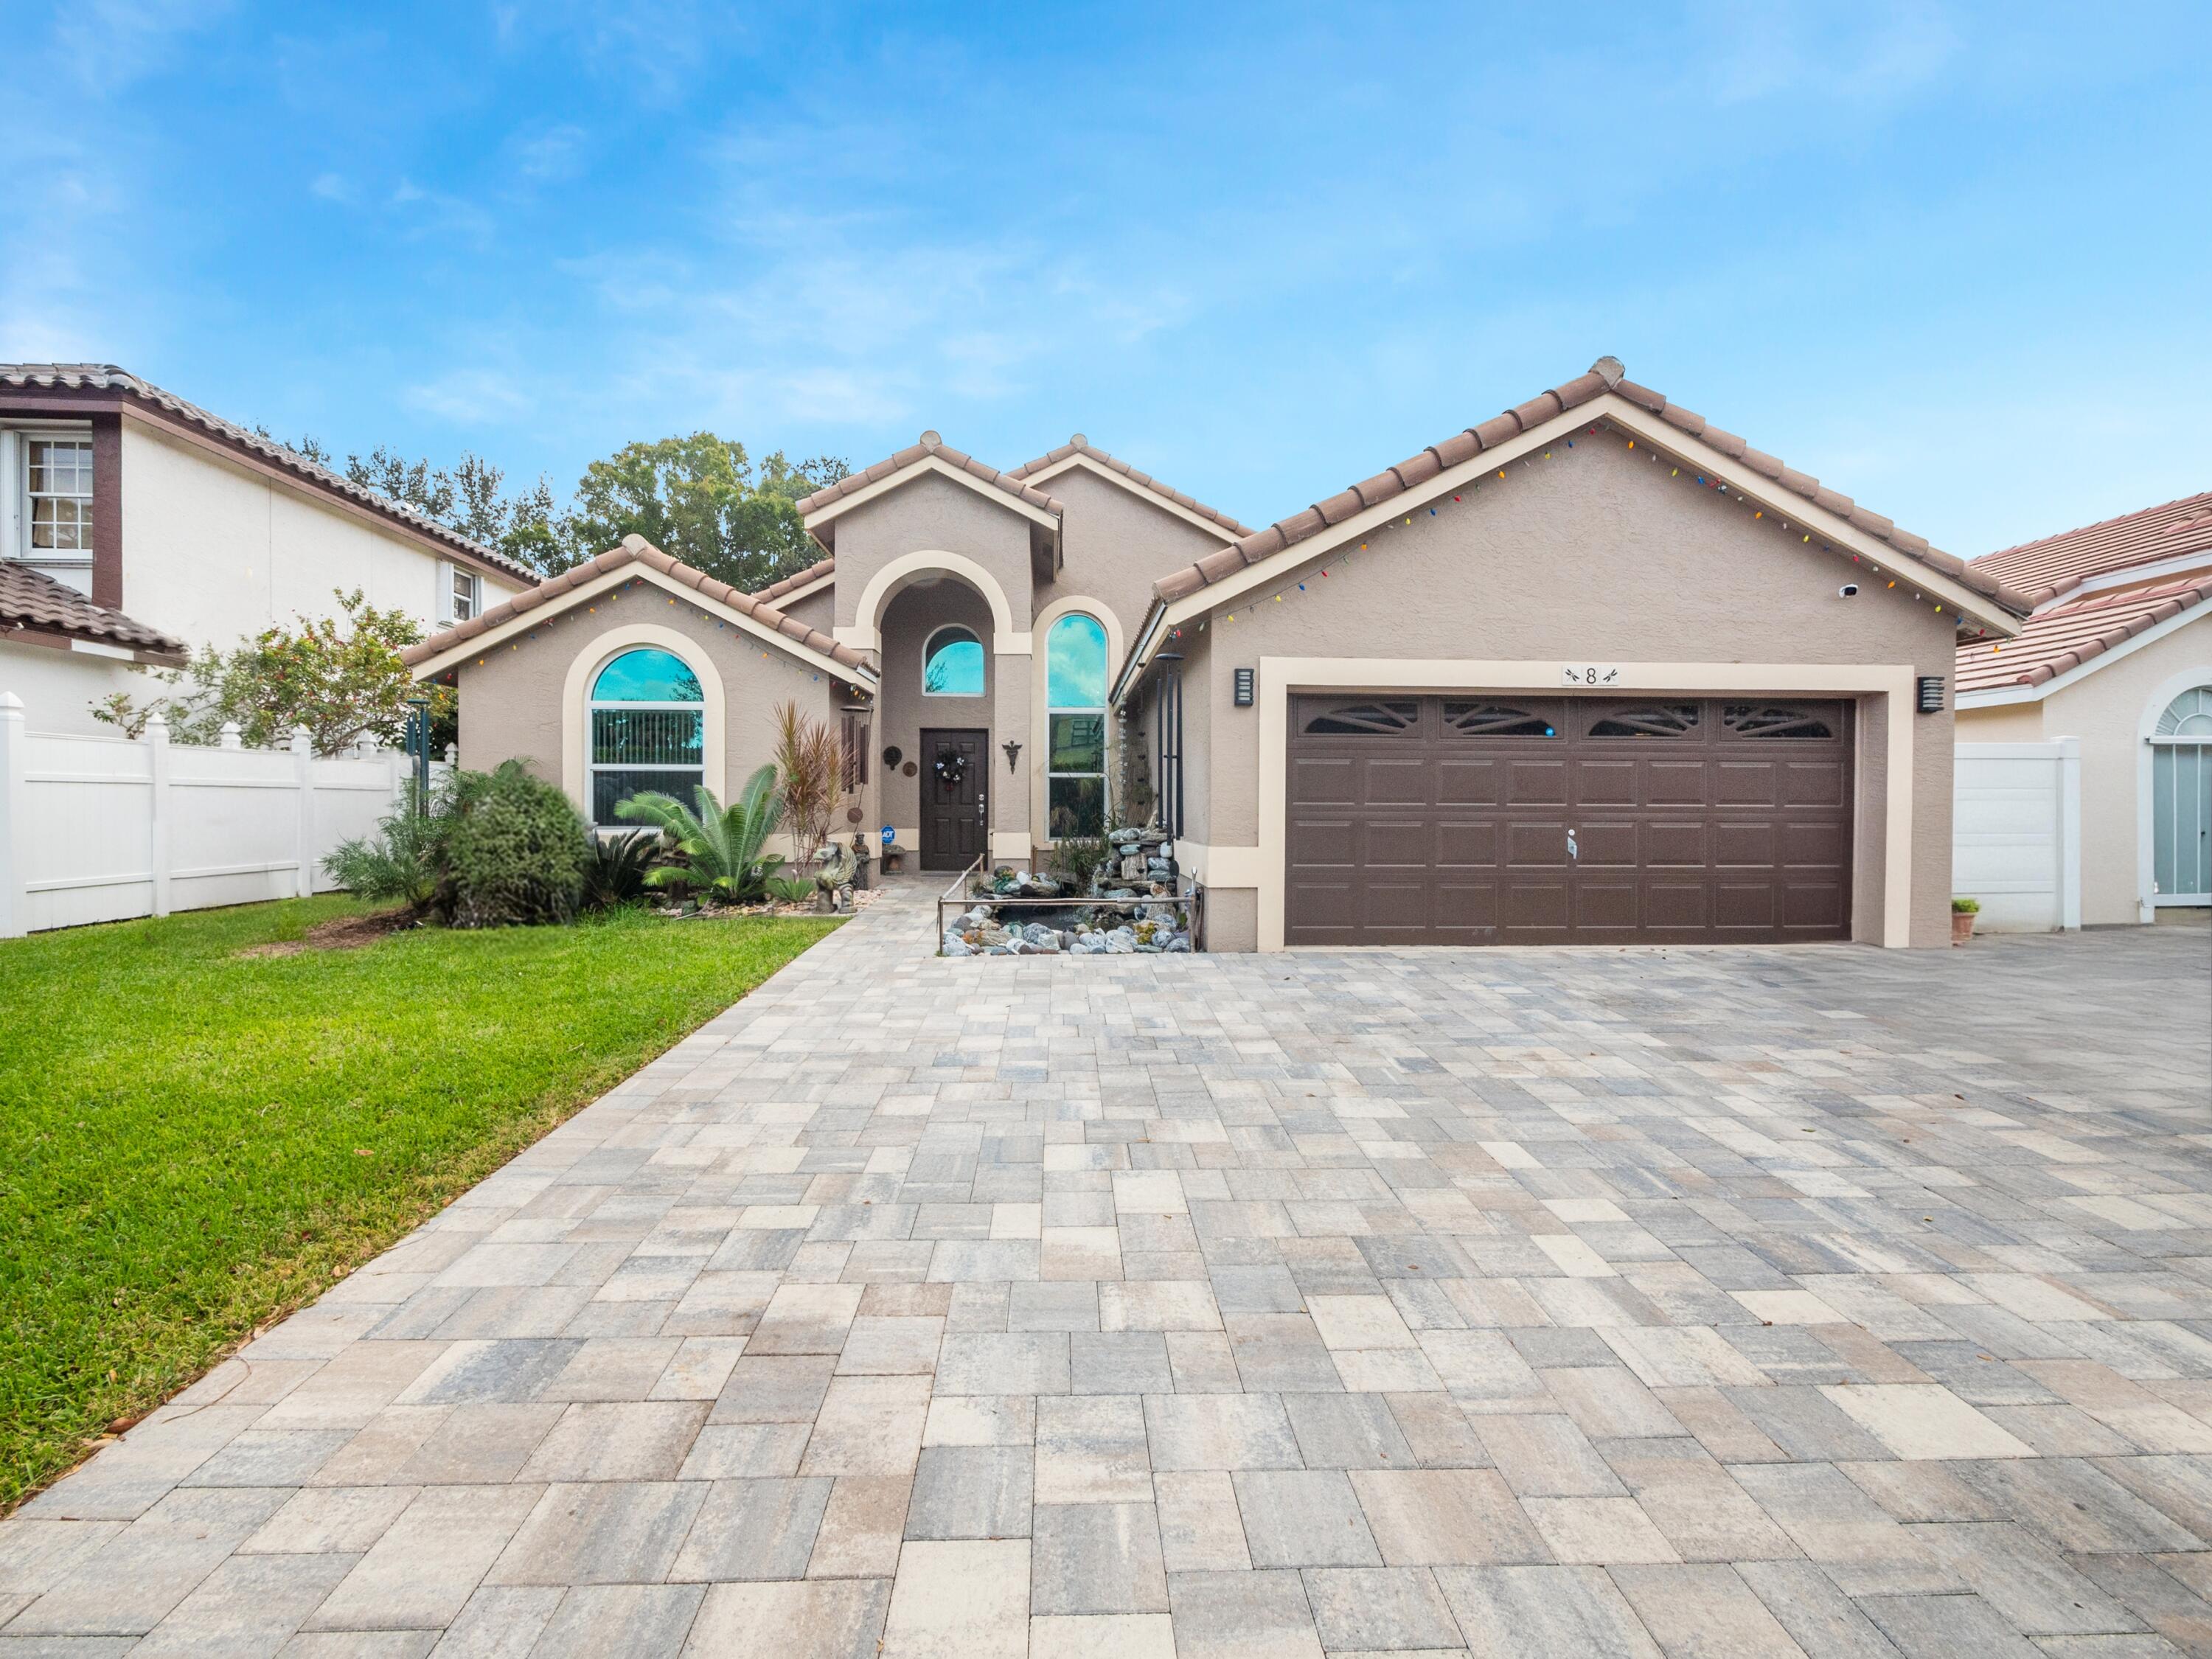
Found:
582,829 -> 660,910
762,874 -> 817,905
615,765 -> 786,903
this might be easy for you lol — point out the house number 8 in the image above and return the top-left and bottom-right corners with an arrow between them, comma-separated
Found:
1561,665 -> 1622,686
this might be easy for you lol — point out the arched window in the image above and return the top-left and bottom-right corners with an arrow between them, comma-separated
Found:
2156,687 -> 2212,738
923,625 -> 984,697
1046,613 -> 1107,838
2152,686 -> 2212,904
589,647 -> 704,827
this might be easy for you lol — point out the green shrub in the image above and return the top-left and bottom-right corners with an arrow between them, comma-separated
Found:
762,874 -> 817,904
1951,896 -> 1980,914
441,761 -> 591,927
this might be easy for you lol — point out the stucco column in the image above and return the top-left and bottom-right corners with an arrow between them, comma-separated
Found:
991,648 -> 1033,866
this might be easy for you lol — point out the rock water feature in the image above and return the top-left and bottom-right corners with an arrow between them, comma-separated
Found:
939,827 -> 1193,956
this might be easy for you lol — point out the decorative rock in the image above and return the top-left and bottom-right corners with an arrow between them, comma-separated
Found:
942,938 -> 975,956
1165,936 -> 1192,952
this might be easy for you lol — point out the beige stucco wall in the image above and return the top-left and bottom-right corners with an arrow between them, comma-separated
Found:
119,422 -> 521,655
1172,432 -> 1959,950
1966,613 -> 2212,923
453,580 -> 855,830
829,473 -> 1035,639
1955,702 -> 2045,741
0,639 -> 141,734
1034,467 -> 1231,655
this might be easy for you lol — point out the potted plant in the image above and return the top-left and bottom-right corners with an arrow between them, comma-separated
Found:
1951,896 -> 1979,945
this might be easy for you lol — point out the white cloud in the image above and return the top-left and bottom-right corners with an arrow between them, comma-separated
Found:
403,368 -> 537,425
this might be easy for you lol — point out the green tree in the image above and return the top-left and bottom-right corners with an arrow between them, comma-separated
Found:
556,434 -> 849,592
91,589 -> 451,757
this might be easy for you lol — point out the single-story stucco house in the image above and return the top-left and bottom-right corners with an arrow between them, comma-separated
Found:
1955,493 -> 2212,923
406,357 -> 2035,950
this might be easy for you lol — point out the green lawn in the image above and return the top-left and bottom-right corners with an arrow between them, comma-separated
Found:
0,897 -> 838,1510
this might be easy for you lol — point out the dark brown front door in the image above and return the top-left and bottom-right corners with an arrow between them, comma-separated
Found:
920,728 -> 987,871
1285,695 -> 1852,946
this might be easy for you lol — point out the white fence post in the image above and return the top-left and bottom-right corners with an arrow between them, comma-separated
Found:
293,726 -> 316,899
0,692 -> 24,939
147,712 -> 173,919
2056,735 -> 2082,931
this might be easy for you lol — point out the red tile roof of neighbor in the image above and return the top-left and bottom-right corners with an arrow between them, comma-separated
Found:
402,536 -> 873,673
795,432 -> 1063,519
1007,437 -> 1255,538
1969,491 -> 2212,605
0,562 -> 188,658
0,364 -> 536,583
1956,571 -> 2212,693
1147,356 -> 2038,616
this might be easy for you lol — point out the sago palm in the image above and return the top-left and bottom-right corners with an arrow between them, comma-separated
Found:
615,764 -> 786,902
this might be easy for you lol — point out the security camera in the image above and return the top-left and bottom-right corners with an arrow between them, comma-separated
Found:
1838,582 -> 1860,597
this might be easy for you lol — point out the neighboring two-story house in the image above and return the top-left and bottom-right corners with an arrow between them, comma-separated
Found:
409,358 -> 2029,950
0,364 -> 531,734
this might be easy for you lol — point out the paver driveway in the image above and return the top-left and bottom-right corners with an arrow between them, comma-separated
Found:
4,886 -> 2209,1658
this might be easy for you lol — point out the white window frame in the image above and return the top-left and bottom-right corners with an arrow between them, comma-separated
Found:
922,623 -> 985,698
1044,612 -> 1108,841
1,426 -> 97,587
586,648 -> 706,829
437,560 -> 483,627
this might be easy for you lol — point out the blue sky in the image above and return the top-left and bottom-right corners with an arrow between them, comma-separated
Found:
7,1 -> 2208,555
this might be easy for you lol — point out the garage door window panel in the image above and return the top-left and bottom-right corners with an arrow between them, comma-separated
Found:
1725,704 -> 1835,739
1587,703 -> 1700,738
1443,701 -> 1560,737
1304,700 -> 1420,736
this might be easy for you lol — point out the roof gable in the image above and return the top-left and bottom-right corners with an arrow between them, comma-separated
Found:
1007,438 -> 1252,540
1147,357 -> 2034,622
404,535 -> 873,682
796,433 -> 1062,549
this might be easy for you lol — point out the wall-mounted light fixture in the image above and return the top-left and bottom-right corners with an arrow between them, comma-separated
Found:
1234,667 -> 1255,707
1002,739 -> 1023,774
1916,675 -> 1946,714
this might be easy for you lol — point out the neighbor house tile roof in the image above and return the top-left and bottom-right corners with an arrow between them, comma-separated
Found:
795,432 -> 1062,519
402,535 -> 872,673
749,556 -> 835,603
1956,571 -> 2212,693
0,562 -> 188,658
1007,436 -> 1254,538
0,364 -> 535,583
1970,492 -> 2212,605
1149,355 -> 2036,616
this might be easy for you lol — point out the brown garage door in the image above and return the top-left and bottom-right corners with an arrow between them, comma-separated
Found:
1285,695 -> 1852,946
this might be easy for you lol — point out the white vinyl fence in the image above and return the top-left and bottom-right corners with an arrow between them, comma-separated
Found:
0,691 -> 441,938
1953,738 -> 2081,933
